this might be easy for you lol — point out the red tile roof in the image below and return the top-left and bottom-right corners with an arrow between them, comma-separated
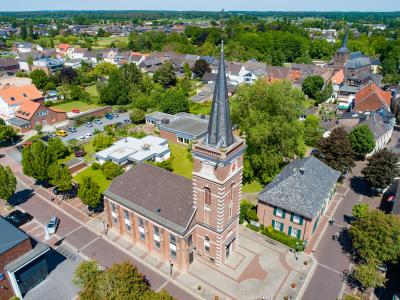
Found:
331,69 -> 344,85
15,100 -> 41,120
0,84 -> 43,105
57,43 -> 70,52
354,83 -> 391,112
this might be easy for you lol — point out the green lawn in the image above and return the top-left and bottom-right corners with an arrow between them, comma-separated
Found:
189,101 -> 212,115
85,85 -> 99,98
74,167 -> 111,192
52,101 -> 100,113
63,140 -> 96,164
169,142 -> 193,179
96,36 -> 129,47
242,180 -> 264,193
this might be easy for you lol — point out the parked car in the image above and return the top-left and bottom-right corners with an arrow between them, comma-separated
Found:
84,122 -> 93,128
123,119 -> 131,124
41,135 -> 51,142
105,113 -> 113,120
112,112 -> 119,118
72,109 -> 80,114
49,133 -> 57,138
85,132 -> 93,138
77,136 -> 86,140
47,216 -> 59,234
56,130 -> 68,137
5,210 -> 33,227
74,149 -> 86,157
67,127 -> 77,132
93,119 -> 102,124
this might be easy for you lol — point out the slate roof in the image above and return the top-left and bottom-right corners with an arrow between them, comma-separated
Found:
160,114 -> 209,137
346,56 -> 371,70
0,217 -> 29,254
257,157 -> 340,219
104,164 -> 195,234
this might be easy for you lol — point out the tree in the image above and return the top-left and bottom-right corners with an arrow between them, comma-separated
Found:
48,163 -> 72,192
352,203 -> 369,220
362,149 -> 399,190
349,210 -> 400,264
157,61 -> 176,88
316,127 -> 355,174
129,108 -> 146,124
231,80 -> 305,184
21,141 -> 53,181
0,165 -> 16,202
191,59 -> 210,78
78,176 -> 102,208
101,161 -> 124,180
160,89 -> 189,114
317,82 -> 333,103
93,134 -> 114,151
183,63 -> 192,78
0,121 -> 17,144
349,125 -> 375,159
47,137 -> 70,160
303,115 -> 323,146
352,263 -> 386,290
30,69 -> 49,90
73,260 -> 102,300
59,67 -> 78,85
302,75 -> 324,100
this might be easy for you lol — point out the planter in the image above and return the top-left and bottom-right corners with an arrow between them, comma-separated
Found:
197,285 -> 202,291
304,260 -> 308,265
291,283 -> 297,289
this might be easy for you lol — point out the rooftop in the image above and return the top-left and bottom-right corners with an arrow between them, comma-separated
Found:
0,217 -> 29,255
160,114 -> 209,138
257,156 -> 340,219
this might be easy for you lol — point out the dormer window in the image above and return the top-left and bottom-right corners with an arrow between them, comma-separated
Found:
10,97 -> 15,101
23,93 -> 27,97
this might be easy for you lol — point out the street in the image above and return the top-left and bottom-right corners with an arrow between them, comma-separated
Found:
0,147 -> 199,300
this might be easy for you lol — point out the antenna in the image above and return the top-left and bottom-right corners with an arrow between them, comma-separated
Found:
220,9 -> 225,51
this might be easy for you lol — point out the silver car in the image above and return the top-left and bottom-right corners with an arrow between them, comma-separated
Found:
47,216 -> 59,234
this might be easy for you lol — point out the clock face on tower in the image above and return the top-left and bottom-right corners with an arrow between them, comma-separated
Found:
202,162 -> 215,177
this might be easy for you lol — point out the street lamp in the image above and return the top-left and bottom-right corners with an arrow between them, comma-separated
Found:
169,260 -> 174,275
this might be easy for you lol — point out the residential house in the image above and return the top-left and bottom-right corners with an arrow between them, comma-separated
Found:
95,136 -> 170,165
353,82 -> 391,112
83,51 -> 99,65
14,42 -> 33,53
139,57 -> 162,73
104,46 -> 245,269
64,59 -> 83,69
31,57 -> 64,75
0,84 -> 44,121
0,58 -> 20,76
0,217 -> 50,300
17,51 -> 46,72
257,156 -> 340,242
227,62 -> 246,85
70,48 -> 88,60
56,43 -> 71,57
129,52 -> 146,66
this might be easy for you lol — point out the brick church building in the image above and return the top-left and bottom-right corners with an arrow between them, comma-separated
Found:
104,44 -> 246,269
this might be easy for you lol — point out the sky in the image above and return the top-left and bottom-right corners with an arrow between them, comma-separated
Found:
1,0 -> 399,12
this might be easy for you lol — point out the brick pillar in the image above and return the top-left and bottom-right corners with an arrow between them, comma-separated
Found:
130,212 -> 137,244
160,228 -> 168,261
118,206 -> 124,235
144,220 -> 152,251
104,199 -> 112,228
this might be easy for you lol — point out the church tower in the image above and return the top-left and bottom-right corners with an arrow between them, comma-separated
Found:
192,43 -> 246,266
333,32 -> 350,71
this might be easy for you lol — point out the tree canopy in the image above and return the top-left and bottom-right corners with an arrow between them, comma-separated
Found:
78,176 -> 102,208
155,61 -> 177,88
0,121 -> 18,145
231,80 -> 305,184
349,125 -> 375,159
303,115 -> 323,146
48,163 -> 72,192
159,89 -> 189,115
191,59 -> 210,78
30,69 -> 49,90
0,165 -> 16,202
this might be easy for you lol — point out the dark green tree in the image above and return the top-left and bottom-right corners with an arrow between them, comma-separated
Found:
157,61 -> 176,88
303,115 -> 323,146
160,89 -> 189,114
93,134 -> 114,151
352,262 -> 386,290
191,59 -> 210,78
0,120 -> 18,144
302,75 -> 324,100
0,165 -> 16,202
129,108 -> 146,124
101,161 -> 124,180
349,125 -> 375,159
47,137 -> 70,160
352,203 -> 369,220
30,69 -> 49,90
78,176 -> 102,208
362,149 -> 399,190
317,127 -> 355,174
48,163 -> 72,192
21,141 -> 53,181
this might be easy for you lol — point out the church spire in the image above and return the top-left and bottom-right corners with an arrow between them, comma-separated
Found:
205,43 -> 235,149
338,31 -> 350,53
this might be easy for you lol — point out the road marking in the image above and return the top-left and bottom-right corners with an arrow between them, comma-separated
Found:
318,263 -> 341,275
156,279 -> 170,292
78,236 -> 101,252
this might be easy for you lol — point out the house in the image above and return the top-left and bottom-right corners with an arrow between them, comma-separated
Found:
95,136 -> 170,165
0,84 -> 44,121
227,62 -> 246,85
70,48 -> 88,60
353,82 -> 391,112
158,112 -> 209,144
0,58 -> 20,76
56,43 -> 71,57
64,59 -> 83,69
257,156 -> 340,242
104,45 -> 245,269
9,100 -> 67,132
128,52 -> 146,66
32,57 -> 64,75
17,51 -> 46,72
0,217 -> 50,300
145,111 -> 181,126
202,72 -> 217,84
139,57 -> 162,73
14,42 -> 33,53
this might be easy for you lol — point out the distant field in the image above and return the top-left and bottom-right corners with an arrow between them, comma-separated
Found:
96,36 -> 129,47
52,101 -> 100,112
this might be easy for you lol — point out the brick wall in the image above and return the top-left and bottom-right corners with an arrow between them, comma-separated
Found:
0,238 -> 32,300
159,129 -> 177,144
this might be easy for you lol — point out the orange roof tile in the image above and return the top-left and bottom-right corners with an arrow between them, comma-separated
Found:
330,69 -> 344,85
354,83 -> 391,112
57,43 -> 70,52
0,84 -> 43,105
15,101 -> 41,120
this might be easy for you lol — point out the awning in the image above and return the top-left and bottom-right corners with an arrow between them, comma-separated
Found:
6,242 -> 50,273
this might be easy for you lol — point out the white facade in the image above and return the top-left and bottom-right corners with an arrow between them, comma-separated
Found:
0,98 -> 19,120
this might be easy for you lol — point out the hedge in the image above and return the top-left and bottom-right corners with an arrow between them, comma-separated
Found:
260,226 -> 305,251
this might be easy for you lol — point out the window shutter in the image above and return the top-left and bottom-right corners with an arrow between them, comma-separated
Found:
272,219 -> 275,228
290,213 -> 294,222
288,226 -> 292,236
299,216 -> 304,225
297,229 -> 301,240
273,207 -> 277,216
280,222 -> 284,232
282,209 -> 286,219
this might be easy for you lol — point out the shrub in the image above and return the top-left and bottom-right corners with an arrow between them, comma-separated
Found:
240,200 -> 258,224
246,223 -> 260,232
261,226 -> 304,250
149,157 -> 174,172
91,162 -> 101,170
101,161 -> 124,180
44,100 -> 54,107
129,108 -> 146,124
130,131 -> 147,139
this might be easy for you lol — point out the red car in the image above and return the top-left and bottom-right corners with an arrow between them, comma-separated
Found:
72,108 -> 80,114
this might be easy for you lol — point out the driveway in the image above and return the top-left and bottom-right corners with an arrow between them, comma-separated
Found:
60,112 -> 129,142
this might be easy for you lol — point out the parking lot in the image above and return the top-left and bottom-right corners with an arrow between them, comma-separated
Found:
60,112 -> 130,142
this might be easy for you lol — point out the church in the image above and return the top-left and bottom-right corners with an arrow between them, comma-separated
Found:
103,44 -> 246,269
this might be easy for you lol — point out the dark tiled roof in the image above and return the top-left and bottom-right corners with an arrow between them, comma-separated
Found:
0,217 -> 29,254
105,164 -> 195,234
160,115 -> 208,137
257,157 -> 340,219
